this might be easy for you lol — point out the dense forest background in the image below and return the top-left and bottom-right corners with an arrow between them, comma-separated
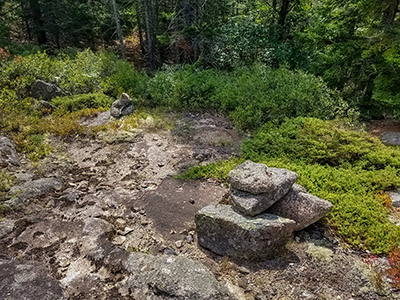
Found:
1,0 -> 400,119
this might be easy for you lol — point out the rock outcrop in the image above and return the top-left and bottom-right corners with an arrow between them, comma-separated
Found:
0,259 -> 65,300
110,93 -> 134,118
0,136 -> 19,168
31,79 -> 64,101
196,160 -> 333,259
7,177 -> 64,206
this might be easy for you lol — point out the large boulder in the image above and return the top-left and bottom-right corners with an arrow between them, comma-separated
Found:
0,136 -> 19,168
6,177 -> 64,206
121,253 -> 232,300
267,184 -> 333,231
227,161 -> 297,215
0,259 -> 65,300
31,79 -> 63,101
110,93 -> 134,118
196,204 -> 295,259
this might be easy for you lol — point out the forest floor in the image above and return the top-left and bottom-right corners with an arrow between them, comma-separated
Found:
0,112 -> 399,300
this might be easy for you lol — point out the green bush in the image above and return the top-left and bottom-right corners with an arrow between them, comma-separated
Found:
51,93 -> 114,112
180,118 -> 400,254
100,57 -> 148,99
144,65 -> 348,130
218,66 -> 351,130
242,117 -> 400,169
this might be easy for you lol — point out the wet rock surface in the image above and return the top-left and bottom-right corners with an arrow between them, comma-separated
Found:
196,204 -> 296,259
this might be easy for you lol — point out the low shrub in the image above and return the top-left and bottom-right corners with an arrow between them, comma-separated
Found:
51,93 -> 114,112
242,117 -> 400,169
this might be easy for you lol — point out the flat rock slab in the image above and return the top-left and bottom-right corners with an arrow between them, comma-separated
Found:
227,161 -> 298,214
381,131 -> 400,146
122,253 -> 232,300
139,177 -> 226,241
268,185 -> 333,231
196,204 -> 295,259
0,259 -> 65,300
230,188 -> 278,216
0,136 -> 20,168
7,177 -> 64,206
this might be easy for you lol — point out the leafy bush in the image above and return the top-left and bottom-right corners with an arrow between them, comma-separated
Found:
180,118 -> 400,254
101,58 -> 148,99
242,117 -> 400,169
145,65 -> 348,130
51,93 -> 114,112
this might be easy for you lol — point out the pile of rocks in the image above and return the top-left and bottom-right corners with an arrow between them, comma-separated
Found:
110,93 -> 134,118
196,160 -> 333,259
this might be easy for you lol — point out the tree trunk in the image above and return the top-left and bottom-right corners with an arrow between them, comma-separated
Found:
29,0 -> 47,45
143,0 -> 160,70
278,0 -> 291,27
382,0 -> 399,27
111,0 -> 126,58
136,2 -> 146,55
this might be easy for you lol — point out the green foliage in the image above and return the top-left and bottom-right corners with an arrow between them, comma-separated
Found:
178,158 -> 243,180
51,93 -> 114,112
181,118 -> 400,254
101,58 -> 148,99
242,117 -> 400,169
0,49 -> 117,97
0,170 -> 15,203
218,66 -> 350,130
145,65 -> 348,130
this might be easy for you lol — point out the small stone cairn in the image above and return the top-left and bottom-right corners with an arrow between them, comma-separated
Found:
195,160 -> 333,259
110,93 -> 134,118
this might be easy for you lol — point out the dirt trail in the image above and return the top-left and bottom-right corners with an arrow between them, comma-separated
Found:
0,112 -> 398,300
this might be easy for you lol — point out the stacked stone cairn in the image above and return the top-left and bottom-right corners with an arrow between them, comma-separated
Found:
195,160 -> 333,260
110,93 -> 134,118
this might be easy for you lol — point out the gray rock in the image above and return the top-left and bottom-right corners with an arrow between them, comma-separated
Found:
80,111 -> 110,127
7,177 -> 64,206
0,259 -> 65,300
268,186 -> 333,231
230,188 -> 277,216
228,160 -> 298,195
0,136 -> 19,168
195,204 -> 295,259
121,253 -> 232,300
31,79 -> 63,101
110,93 -> 134,118
381,131 -> 400,146
38,100 -> 57,113
388,190 -> 400,208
